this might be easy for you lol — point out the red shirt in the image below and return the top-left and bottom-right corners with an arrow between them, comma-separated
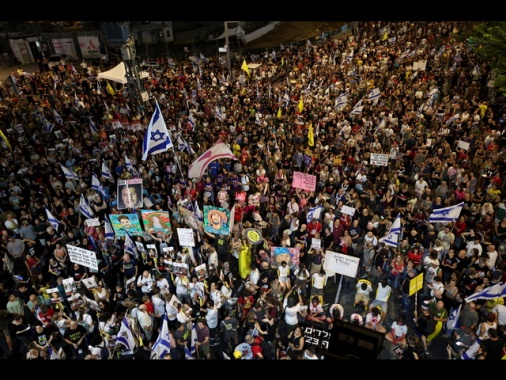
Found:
307,221 -> 322,238
251,336 -> 264,358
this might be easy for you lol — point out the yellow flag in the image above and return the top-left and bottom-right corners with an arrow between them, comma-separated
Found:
277,107 -> 282,119
308,123 -> 314,147
0,129 -> 11,150
382,32 -> 388,41
106,81 -> 115,96
298,97 -> 304,113
238,242 -> 251,279
241,59 -> 250,77
281,57 -> 284,67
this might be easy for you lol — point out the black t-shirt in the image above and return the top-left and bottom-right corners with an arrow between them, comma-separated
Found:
32,327 -> 51,347
63,324 -> 87,347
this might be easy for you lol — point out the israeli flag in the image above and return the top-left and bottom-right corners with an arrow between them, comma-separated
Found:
60,164 -> 79,180
429,202 -> 464,223
45,207 -> 60,231
142,100 -> 173,161
306,205 -> 324,224
79,194 -> 95,219
379,213 -> 401,247
101,162 -> 113,182
151,313 -> 171,359
104,216 -> 115,241
465,282 -> 506,303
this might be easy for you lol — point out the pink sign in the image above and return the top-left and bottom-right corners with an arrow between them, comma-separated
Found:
292,171 -> 316,192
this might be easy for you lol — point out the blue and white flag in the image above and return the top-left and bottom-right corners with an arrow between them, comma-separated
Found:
60,164 -> 79,180
306,205 -> 324,224
116,316 -> 137,353
346,49 -> 354,64
104,216 -> 115,241
124,231 -> 139,259
47,345 -> 61,360
379,213 -> 401,247
255,113 -> 262,125
445,304 -> 461,331
334,93 -> 348,109
461,339 -> 482,360
184,322 -> 198,359
188,113 -> 196,131
350,99 -> 363,115
101,162 -> 113,182
215,106 -> 224,121
465,282 -> 506,303
79,194 -> 95,219
151,313 -> 171,359
367,88 -> 381,104
45,207 -> 60,231
177,135 -> 196,155
199,52 -> 209,63
429,202 -> 464,223
142,100 -> 173,161
125,155 -> 134,172
445,113 -> 460,126
91,173 -> 107,200
88,117 -> 98,134
53,109 -> 64,125
43,118 -> 54,133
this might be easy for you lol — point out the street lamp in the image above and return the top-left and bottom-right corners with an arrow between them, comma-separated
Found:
224,21 -> 239,82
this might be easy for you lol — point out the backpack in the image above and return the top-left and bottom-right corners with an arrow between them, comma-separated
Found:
252,337 -> 275,360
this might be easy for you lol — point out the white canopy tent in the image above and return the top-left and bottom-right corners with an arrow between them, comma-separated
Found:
97,61 -> 127,84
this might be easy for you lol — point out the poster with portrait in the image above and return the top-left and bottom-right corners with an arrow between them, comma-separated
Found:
146,244 -> 158,258
270,246 -> 300,269
109,213 -> 144,237
195,263 -> 207,281
82,277 -> 98,290
62,277 -> 77,295
117,178 -> 143,210
141,210 -> 172,236
203,205 -> 231,236
47,288 -> 64,304
173,262 -> 189,276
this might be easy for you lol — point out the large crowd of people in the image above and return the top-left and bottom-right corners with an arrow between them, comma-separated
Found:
0,20 -> 506,361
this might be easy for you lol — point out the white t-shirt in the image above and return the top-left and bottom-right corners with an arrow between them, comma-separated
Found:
284,304 -> 301,326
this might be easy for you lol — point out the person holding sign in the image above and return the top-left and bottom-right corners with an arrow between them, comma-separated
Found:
118,183 -> 142,209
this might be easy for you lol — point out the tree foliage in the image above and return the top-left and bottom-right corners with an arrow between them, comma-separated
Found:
469,22 -> 506,94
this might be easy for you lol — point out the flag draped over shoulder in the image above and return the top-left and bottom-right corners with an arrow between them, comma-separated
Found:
151,313 -> 171,359
429,202 -> 464,223
188,140 -> 237,179
142,100 -> 173,161
241,60 -> 250,77
307,123 -> 314,147
379,213 -> 401,247
116,316 -> 137,353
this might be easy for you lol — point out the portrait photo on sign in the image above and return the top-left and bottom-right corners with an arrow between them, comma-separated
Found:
117,179 -> 143,210
62,277 -> 77,295
109,213 -> 144,237
270,246 -> 300,268
141,210 -> 171,236
195,263 -> 207,281
203,205 -> 231,236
